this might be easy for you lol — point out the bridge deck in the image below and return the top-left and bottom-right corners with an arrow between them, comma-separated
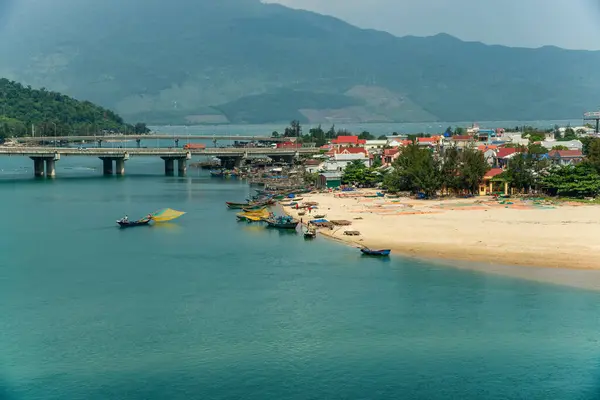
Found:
0,146 -> 319,157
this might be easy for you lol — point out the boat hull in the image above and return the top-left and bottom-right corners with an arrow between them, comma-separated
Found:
266,221 -> 299,230
117,219 -> 151,228
360,249 -> 391,256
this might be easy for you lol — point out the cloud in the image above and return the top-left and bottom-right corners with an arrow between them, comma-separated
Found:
264,0 -> 600,50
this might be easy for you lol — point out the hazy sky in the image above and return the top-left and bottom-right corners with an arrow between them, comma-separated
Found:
265,0 -> 600,50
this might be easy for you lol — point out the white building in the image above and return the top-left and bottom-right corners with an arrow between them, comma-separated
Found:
323,153 -> 370,172
364,140 -> 387,151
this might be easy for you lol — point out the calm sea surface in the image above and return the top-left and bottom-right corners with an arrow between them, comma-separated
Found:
1,157 -> 600,400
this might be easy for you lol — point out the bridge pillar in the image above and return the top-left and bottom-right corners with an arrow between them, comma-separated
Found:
177,158 -> 187,177
101,158 -> 113,175
45,159 -> 56,178
162,158 -> 175,176
175,138 -> 179,148
32,158 -> 45,177
115,158 -> 125,175
136,139 -> 141,148
97,140 -> 103,148
234,157 -> 243,168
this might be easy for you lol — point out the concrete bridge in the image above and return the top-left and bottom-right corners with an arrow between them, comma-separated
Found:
0,146 -> 320,177
13,134 -> 287,146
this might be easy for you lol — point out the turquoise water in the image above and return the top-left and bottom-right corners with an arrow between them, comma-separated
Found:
1,157 -> 600,399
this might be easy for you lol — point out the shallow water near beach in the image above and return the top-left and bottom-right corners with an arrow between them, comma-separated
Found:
1,157 -> 600,399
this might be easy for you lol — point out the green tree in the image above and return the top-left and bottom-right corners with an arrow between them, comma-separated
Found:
342,160 -> 381,187
284,120 -> 302,137
459,147 -> 490,194
440,146 -> 461,195
558,128 -> 577,141
383,143 -> 441,197
454,127 -> 465,136
326,124 -> 336,139
308,125 -> 326,146
503,154 -> 535,192
527,133 -> 545,142
540,163 -> 600,198
377,135 -> 387,140
580,136 -> 598,155
551,145 -> 569,151
358,131 -> 375,140
585,138 -> 600,172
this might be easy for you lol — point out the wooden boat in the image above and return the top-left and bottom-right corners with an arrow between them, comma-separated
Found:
117,218 -> 151,228
226,202 -> 250,209
303,227 -> 317,239
265,217 -> 299,230
360,248 -> 391,257
242,205 -> 267,211
313,214 -> 326,219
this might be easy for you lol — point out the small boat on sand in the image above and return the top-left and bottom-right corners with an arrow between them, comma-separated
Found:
360,248 -> 391,257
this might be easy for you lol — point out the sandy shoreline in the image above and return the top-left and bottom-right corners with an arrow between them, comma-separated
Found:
282,191 -> 600,270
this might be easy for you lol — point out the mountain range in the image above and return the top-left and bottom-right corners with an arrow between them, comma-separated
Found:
0,0 -> 598,125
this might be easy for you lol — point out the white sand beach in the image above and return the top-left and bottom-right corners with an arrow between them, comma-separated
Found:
284,191 -> 600,270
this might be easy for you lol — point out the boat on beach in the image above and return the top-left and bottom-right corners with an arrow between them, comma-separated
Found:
360,248 -> 391,257
303,226 -> 317,239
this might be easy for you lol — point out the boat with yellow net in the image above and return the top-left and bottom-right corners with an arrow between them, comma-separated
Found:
236,209 -> 271,223
116,208 -> 185,228
149,208 -> 186,223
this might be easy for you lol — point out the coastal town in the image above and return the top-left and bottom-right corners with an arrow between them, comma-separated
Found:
220,119 -> 600,270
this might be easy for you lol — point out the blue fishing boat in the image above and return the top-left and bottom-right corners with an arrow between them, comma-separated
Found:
360,248 -> 391,257
265,215 -> 299,230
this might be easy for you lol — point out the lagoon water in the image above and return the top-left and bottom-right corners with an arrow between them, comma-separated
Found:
1,157 -> 600,399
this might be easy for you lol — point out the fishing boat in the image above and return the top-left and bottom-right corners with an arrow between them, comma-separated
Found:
303,226 -> 317,239
360,248 -> 391,257
226,201 -> 250,209
265,215 -> 299,230
210,170 -> 224,177
117,218 -> 151,228
237,209 -> 271,222
116,208 -> 185,228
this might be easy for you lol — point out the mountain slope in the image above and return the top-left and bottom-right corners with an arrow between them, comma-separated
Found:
0,0 -> 598,124
0,78 -> 146,137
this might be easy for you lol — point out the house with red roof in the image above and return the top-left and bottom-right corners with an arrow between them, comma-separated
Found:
548,149 -> 583,166
494,147 -> 523,168
383,148 -> 400,166
330,136 -> 366,148
417,136 -> 441,148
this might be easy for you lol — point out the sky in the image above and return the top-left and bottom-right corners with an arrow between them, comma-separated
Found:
265,0 -> 600,50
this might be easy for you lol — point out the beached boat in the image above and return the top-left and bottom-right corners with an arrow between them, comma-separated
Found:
265,216 -> 299,230
303,227 -> 317,239
360,248 -> 391,257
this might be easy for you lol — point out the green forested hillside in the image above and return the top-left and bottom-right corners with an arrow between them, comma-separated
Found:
0,0 -> 598,124
0,79 -> 148,137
